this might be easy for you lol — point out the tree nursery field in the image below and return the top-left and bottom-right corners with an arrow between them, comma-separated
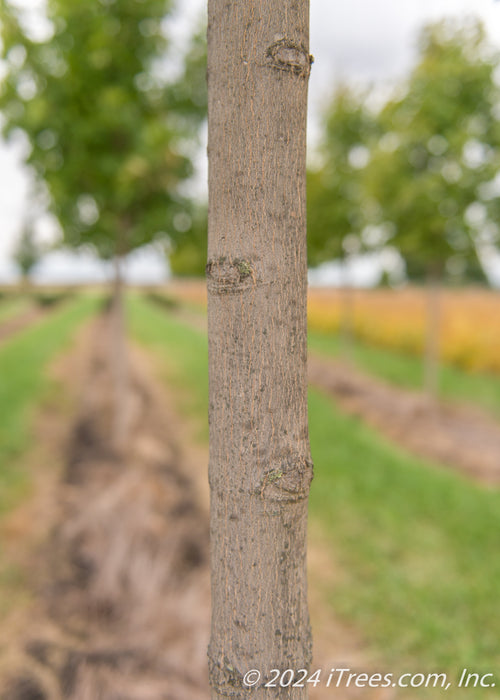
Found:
166,280 -> 500,411
0,287 -> 499,698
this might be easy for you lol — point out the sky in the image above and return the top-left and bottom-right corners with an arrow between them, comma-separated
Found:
1,0 -> 500,283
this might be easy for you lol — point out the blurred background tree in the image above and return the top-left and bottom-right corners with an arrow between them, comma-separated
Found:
0,0 -> 206,444
168,203 -> 207,277
307,84 -> 380,349
164,21 -> 207,277
307,84 -> 378,268
365,18 -> 500,394
0,0 -> 205,271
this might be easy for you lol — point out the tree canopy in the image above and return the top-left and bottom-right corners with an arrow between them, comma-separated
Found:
307,84 -> 379,268
0,0 -> 206,261
366,18 -> 500,282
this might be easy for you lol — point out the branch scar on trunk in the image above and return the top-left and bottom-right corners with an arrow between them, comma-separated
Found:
259,457 -> 313,502
266,39 -> 313,77
206,257 -> 255,295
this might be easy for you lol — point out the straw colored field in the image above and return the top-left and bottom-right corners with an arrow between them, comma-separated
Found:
308,286 -> 500,374
163,280 -> 499,374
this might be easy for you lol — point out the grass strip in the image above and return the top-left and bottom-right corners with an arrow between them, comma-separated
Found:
309,387 -> 500,686
0,294 -> 101,516
127,294 -> 208,442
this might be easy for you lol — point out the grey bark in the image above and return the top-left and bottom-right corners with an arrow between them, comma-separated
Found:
207,2 -> 313,698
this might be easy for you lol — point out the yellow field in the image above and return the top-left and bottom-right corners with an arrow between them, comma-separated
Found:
308,286 -> 500,374
164,280 -> 500,375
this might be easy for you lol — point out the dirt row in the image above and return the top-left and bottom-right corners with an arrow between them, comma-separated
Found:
309,355 -> 500,486
2,315 -> 211,700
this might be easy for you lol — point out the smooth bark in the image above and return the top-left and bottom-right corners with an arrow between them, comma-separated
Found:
207,2 -> 313,697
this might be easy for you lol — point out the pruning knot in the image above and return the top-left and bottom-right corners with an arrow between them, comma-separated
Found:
259,456 -> 313,502
206,257 -> 254,295
266,39 -> 313,77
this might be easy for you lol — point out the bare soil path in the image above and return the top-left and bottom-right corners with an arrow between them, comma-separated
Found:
2,313 -> 210,700
309,354 -> 500,486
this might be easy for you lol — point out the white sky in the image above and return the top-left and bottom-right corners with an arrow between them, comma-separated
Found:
1,0 -> 500,281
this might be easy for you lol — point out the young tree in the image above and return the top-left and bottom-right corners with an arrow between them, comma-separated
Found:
0,0 -> 205,444
207,1 -> 313,697
0,0 -> 199,262
366,18 -> 499,395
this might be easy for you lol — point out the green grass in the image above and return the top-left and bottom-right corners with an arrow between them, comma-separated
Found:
127,294 -> 208,441
0,294 -> 101,516
309,389 -> 500,686
309,330 -> 500,419
132,294 -> 500,693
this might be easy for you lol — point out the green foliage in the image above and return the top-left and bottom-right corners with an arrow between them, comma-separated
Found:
309,19 -> 500,285
163,22 -> 208,275
168,204 -> 207,276
0,0 -> 206,259
165,21 -> 207,131
366,18 -> 500,280
308,85 -> 379,267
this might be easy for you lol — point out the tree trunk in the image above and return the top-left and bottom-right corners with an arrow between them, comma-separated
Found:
207,2 -> 313,698
110,253 -> 128,450
423,265 -> 441,399
339,260 -> 354,359
19,273 -> 31,294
